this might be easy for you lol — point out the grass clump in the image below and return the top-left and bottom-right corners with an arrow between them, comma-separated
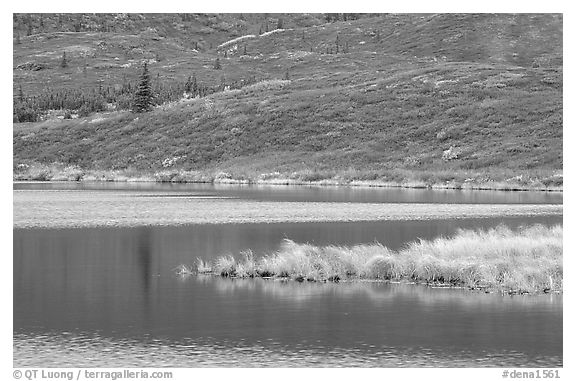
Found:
174,264 -> 195,276
214,255 -> 237,277
184,224 -> 562,294
195,258 -> 212,274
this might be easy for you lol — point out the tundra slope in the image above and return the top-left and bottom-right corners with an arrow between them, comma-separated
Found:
13,14 -> 563,190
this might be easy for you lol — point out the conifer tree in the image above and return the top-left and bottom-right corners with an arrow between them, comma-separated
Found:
214,57 -> 221,70
132,62 -> 153,113
61,51 -> 68,68
191,72 -> 198,95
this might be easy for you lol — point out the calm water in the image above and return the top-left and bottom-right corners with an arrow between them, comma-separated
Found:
13,181 -> 563,204
13,183 -> 563,367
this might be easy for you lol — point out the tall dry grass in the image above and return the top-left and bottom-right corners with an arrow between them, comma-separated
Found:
188,224 -> 562,294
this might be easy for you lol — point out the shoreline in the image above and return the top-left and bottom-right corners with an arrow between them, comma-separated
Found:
12,176 -> 563,193
12,162 -> 563,193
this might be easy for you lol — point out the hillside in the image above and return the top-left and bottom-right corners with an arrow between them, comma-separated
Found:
13,13 -> 563,189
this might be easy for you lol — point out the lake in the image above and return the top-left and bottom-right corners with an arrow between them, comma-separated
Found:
13,182 -> 563,367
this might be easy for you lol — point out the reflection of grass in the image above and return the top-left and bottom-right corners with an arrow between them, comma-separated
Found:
192,275 -> 562,308
187,224 -> 562,294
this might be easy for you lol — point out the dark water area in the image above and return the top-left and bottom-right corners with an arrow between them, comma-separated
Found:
13,181 -> 563,204
13,184 -> 563,367
14,279 -> 562,367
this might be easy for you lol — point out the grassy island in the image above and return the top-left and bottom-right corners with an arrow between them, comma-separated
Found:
179,224 -> 563,294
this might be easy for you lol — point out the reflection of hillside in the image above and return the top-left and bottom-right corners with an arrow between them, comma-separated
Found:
14,189 -> 563,229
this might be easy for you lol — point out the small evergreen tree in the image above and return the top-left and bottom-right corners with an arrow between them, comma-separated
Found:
214,57 -> 221,70
184,75 -> 193,93
61,51 -> 68,68
18,85 -> 24,102
132,62 -> 153,113
191,72 -> 198,95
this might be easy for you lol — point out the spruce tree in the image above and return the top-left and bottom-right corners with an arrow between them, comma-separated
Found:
191,72 -> 198,96
61,51 -> 68,68
184,75 -> 192,93
132,62 -> 153,113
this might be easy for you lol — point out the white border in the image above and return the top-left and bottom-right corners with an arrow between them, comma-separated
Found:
4,3 -> 571,380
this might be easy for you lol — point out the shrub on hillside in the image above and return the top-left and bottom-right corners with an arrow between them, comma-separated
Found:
14,104 -> 39,122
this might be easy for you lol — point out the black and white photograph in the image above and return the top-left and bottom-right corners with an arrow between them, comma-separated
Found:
9,3 -> 568,377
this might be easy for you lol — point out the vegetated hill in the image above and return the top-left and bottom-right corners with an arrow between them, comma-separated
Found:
13,13 -> 563,188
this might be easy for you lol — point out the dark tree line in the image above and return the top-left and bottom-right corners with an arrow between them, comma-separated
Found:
13,63 -> 263,122
324,13 -> 362,22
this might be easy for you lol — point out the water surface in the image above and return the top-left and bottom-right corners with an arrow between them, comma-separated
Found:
13,183 -> 563,367
14,181 -> 563,204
